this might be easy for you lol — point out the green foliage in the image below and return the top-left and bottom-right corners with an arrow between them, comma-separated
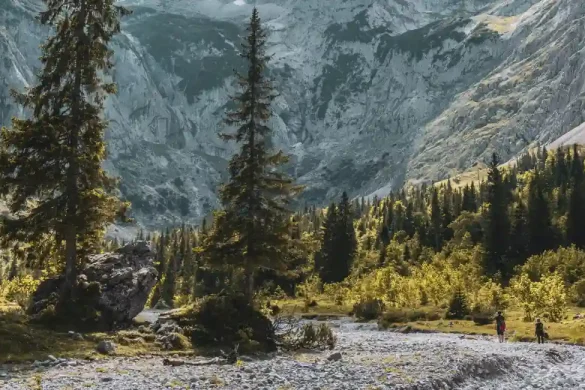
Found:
323,282 -> 350,305
30,280 -> 105,331
0,0 -> 130,294
200,7 -> 301,299
315,192 -> 357,283
378,307 -> 442,328
352,298 -> 385,321
510,272 -> 568,322
278,322 -> 336,351
470,311 -> 494,326
572,279 -> 585,307
4,275 -> 40,310
521,246 -> 585,286
179,293 -> 276,352
445,288 -> 470,320
296,274 -> 323,301
483,153 -> 511,280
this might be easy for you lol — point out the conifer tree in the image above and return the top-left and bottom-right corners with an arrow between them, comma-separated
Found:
404,201 -> 415,237
161,231 -> 179,306
566,145 -> 585,248
335,191 -> 357,280
316,203 -> 338,282
430,188 -> 442,251
201,8 -> 300,299
483,153 -> 511,279
527,172 -> 555,256
508,201 -> 528,269
0,0 -> 130,294
441,191 -> 453,242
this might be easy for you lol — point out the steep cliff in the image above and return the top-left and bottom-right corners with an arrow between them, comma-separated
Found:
1,0 -> 584,230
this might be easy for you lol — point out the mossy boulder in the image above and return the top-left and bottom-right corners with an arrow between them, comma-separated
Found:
170,292 -> 276,353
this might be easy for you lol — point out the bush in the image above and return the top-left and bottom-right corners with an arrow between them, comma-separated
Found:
353,299 -> 385,321
572,279 -> 585,307
323,283 -> 349,305
471,312 -> 494,325
445,289 -> 470,320
5,275 -> 40,310
510,272 -> 568,322
29,281 -> 104,331
276,321 -> 336,351
177,293 -> 276,353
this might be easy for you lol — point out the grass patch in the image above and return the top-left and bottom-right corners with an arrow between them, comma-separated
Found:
273,299 -> 585,346
0,304 -> 192,363
380,307 -> 585,346
272,298 -> 352,317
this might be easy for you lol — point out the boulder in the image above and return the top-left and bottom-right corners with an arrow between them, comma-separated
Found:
327,352 -> 342,362
29,241 -> 158,330
96,340 -> 116,355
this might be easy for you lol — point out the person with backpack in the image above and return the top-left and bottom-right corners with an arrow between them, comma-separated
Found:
535,318 -> 545,344
495,311 -> 506,343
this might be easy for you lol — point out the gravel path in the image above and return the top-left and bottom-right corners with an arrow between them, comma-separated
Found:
2,320 -> 585,389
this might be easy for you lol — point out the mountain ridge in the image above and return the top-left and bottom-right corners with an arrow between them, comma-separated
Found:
1,0 -> 584,231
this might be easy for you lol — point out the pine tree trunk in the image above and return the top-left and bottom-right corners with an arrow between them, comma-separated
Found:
62,0 -> 87,296
246,267 -> 255,301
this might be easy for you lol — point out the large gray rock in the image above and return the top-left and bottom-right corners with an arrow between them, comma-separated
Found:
84,241 -> 158,323
29,241 -> 158,329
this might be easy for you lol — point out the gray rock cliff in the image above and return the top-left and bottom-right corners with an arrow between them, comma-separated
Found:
2,0 -> 584,229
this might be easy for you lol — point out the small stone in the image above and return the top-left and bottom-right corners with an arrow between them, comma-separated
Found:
48,355 -> 58,362
101,377 -> 113,382
96,340 -> 116,355
327,352 -> 342,362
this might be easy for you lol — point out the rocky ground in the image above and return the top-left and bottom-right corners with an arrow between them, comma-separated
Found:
2,320 -> 585,389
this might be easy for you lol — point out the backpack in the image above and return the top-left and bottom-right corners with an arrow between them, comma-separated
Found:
536,322 -> 544,333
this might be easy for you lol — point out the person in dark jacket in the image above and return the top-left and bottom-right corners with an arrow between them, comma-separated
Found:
535,318 -> 545,344
495,311 -> 506,343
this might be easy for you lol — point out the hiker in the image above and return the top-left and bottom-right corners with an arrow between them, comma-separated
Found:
535,318 -> 545,344
495,311 -> 506,343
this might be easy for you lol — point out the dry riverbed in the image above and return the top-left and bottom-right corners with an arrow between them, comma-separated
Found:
1,320 -> 585,389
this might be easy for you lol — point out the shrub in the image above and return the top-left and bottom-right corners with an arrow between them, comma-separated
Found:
276,321 -> 336,351
323,283 -> 349,305
353,298 -> 385,321
5,275 -> 40,310
177,293 -> 276,352
445,288 -> 470,320
572,279 -> 585,307
470,311 -> 494,325
29,281 -> 104,331
510,272 -> 568,322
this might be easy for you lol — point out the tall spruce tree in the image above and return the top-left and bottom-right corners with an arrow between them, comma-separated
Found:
430,188 -> 442,251
316,203 -> 338,283
483,153 -> 511,279
161,234 -> 179,307
441,191 -> 453,242
201,8 -> 300,299
335,192 -> 357,281
316,193 -> 356,283
508,201 -> 528,270
526,171 -> 555,256
0,0 -> 130,294
566,145 -> 585,248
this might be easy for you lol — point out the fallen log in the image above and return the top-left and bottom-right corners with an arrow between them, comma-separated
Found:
162,357 -> 224,366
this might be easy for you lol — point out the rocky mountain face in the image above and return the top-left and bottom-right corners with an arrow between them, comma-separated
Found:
1,0 -> 585,231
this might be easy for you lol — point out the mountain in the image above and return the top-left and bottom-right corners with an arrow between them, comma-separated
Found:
1,0 -> 585,231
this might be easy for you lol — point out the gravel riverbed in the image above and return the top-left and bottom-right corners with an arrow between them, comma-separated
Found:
2,320 -> 585,389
